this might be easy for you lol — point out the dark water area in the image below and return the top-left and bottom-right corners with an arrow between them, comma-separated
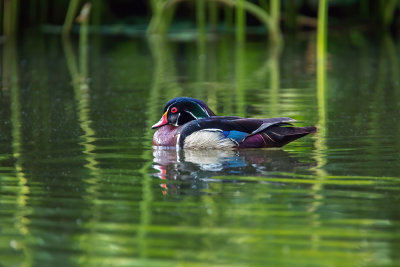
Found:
1,32 -> 400,266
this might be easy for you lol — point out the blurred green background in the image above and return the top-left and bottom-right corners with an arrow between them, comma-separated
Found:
2,0 -> 400,37
2,1 -> 400,267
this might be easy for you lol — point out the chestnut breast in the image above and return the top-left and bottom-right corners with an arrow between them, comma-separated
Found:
153,125 -> 180,147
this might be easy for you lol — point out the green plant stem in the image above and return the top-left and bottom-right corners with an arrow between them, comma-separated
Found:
11,0 -> 19,34
224,5 -> 233,31
0,0 -> 2,34
317,0 -> 328,62
196,0 -> 206,41
258,0 -> 268,10
92,0 -> 102,32
155,0 -> 272,37
162,4 -> 176,33
235,43 -> 246,116
4,0 -> 17,36
78,3 -> 91,80
209,1 -> 218,31
316,0 -> 328,172
381,0 -> 397,29
148,0 -> 173,35
3,0 -> 10,36
270,0 -> 281,44
62,0 -> 80,36
236,0 -> 245,43
268,45 -> 281,117
286,0 -> 298,31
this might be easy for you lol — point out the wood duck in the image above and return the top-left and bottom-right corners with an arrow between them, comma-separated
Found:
152,97 -> 316,149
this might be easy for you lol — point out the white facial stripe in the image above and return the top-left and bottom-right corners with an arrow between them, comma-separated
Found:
174,113 -> 181,126
200,106 -> 209,116
187,100 -> 209,116
186,111 -> 198,119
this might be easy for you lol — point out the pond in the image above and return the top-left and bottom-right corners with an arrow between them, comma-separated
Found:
1,31 -> 400,266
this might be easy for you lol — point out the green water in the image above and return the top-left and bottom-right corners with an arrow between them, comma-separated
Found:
1,32 -> 400,267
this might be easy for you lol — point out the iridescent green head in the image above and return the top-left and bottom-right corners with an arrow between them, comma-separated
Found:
152,97 -> 216,129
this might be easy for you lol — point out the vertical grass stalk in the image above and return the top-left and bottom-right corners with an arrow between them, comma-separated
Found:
317,0 -> 328,128
209,1 -> 218,31
258,0 -> 268,10
224,5 -> 233,31
236,0 -> 246,43
77,3 -> 91,80
62,0 -> 80,36
91,0 -> 103,32
312,0 -> 329,244
286,0 -> 298,31
148,0 -> 163,34
317,0 -> 328,63
268,45 -> 281,117
197,0 -> 206,42
270,0 -> 281,43
3,0 -> 18,36
0,0 -> 2,34
380,0 -> 397,30
235,44 -> 246,116
162,4 -> 176,34
316,0 -> 328,172
11,0 -> 19,34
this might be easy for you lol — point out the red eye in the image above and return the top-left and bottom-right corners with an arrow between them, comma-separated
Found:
171,107 -> 178,113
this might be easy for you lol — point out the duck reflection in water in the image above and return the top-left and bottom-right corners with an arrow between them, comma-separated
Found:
152,148 -> 312,195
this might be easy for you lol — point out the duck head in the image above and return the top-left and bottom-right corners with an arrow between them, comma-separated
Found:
152,97 -> 216,129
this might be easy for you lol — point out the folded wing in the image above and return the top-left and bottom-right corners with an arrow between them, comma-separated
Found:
179,117 -> 315,148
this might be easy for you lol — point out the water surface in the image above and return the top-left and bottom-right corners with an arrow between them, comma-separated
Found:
1,32 -> 400,266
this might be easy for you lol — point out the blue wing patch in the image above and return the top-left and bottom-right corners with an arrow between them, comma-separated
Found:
223,130 -> 248,142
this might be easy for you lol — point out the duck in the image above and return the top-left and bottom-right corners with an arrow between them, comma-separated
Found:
152,97 -> 316,149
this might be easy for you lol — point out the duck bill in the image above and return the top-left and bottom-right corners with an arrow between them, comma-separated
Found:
152,111 -> 168,129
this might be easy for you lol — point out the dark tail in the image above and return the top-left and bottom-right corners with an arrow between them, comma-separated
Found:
260,125 -> 317,147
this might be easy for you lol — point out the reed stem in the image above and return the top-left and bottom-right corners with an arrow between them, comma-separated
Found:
62,0 -> 80,36
236,0 -> 245,43
317,0 -> 328,62
92,0 -> 103,32
316,0 -> 328,171
196,0 -> 206,41
224,5 -> 233,31
3,0 -> 10,36
258,0 -> 268,10
11,0 -> 19,34
156,0 -> 272,38
77,3 -> 91,81
209,1 -> 218,31
0,0 -> 2,34
270,0 -> 281,43
381,0 -> 397,29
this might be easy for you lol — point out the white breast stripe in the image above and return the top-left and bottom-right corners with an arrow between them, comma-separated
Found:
176,133 -> 181,149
